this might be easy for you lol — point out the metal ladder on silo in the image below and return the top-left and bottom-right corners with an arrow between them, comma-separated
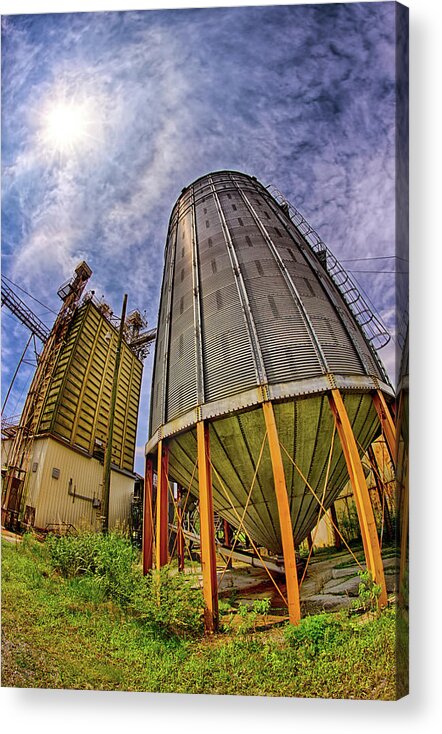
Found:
267,185 -> 391,352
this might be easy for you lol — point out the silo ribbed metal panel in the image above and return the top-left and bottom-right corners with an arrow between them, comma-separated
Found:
147,170 -> 393,550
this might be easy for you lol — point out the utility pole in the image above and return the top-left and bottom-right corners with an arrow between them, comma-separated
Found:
102,293 -> 128,533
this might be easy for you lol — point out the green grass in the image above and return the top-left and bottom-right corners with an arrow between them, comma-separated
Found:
1,534 -> 399,698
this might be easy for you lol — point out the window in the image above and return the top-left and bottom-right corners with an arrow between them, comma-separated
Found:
238,217 -> 244,226
288,248 -> 297,262
181,268 -> 185,282
211,260 -> 217,274
264,211 -> 270,220
275,227 -> 282,237
206,220 -> 210,228
204,207 -> 207,214
255,199 -> 262,207
208,237 -> 213,248
181,246 -> 185,258
182,230 -> 185,239
255,261 -> 264,276
227,193 -> 232,199
216,291 -> 223,310
232,204 -> 237,211
180,296 -> 184,314
246,235 -> 253,247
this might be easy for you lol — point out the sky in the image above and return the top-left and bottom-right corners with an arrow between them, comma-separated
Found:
1,1 -> 406,475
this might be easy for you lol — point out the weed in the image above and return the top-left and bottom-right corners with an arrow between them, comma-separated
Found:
237,597 -> 271,634
131,566 -> 204,639
46,532 -> 204,637
284,613 -> 343,657
351,570 -> 382,615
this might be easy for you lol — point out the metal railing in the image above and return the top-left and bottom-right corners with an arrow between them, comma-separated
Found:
1,277 -> 50,343
267,185 -> 391,351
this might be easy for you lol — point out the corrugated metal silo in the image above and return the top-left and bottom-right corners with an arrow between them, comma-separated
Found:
145,170 -> 395,628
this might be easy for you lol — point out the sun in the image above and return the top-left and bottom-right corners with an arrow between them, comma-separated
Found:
41,99 -> 94,155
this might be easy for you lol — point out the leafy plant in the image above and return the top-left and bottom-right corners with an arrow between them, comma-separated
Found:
46,532 -> 204,637
352,570 -> 382,615
46,531 -> 138,606
236,597 -> 271,635
131,566 -> 204,638
284,613 -> 342,657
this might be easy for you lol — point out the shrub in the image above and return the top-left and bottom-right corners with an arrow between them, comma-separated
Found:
131,566 -> 204,638
352,570 -> 382,615
46,531 -> 138,606
236,597 -> 272,635
284,613 -> 342,656
46,533 -> 204,637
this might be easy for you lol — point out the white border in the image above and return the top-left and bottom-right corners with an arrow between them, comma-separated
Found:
1,0 -> 441,730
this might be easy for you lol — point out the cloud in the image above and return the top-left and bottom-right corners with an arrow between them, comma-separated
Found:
1,4 -> 401,473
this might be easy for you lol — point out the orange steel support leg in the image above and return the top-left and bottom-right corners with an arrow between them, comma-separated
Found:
176,485 -> 185,573
155,440 -> 169,569
196,421 -> 219,633
328,390 -> 387,607
262,401 -> 301,625
372,390 -> 396,463
142,456 -> 154,574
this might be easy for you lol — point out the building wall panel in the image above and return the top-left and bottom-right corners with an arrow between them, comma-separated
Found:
26,437 -> 134,531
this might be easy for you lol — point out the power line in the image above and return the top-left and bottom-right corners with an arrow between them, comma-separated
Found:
348,269 -> 408,274
341,255 -> 409,264
1,274 -> 57,316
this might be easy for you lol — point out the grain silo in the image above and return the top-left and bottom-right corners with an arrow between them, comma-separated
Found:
2,263 -> 144,533
144,170 -> 396,630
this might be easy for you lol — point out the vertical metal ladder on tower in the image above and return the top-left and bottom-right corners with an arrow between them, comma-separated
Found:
267,185 -> 391,352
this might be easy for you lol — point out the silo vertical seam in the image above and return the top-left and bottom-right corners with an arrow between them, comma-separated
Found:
265,194 -> 374,378
190,187 -> 206,405
231,177 -> 330,375
160,199 -> 179,425
208,175 -> 268,386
